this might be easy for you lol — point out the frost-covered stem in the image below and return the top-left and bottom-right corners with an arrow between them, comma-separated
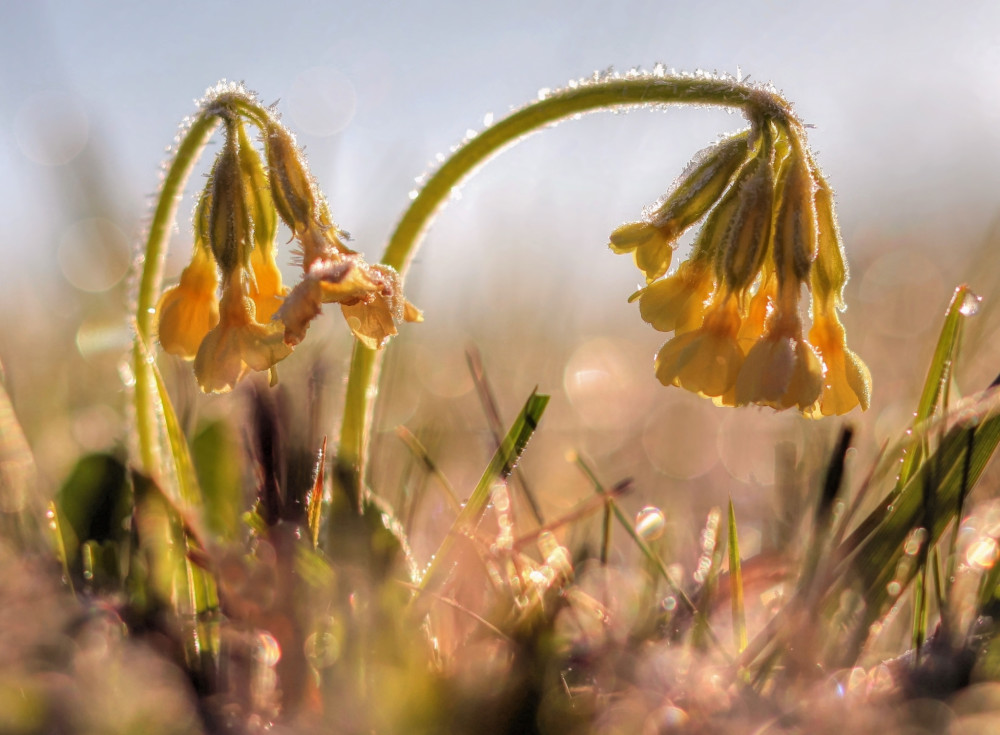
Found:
336,74 -> 793,503
132,90 -> 274,475
132,112 -> 220,474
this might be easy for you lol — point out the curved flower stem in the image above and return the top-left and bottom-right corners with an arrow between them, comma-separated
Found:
132,112 -> 221,475
132,89 -> 275,476
335,74 -> 793,508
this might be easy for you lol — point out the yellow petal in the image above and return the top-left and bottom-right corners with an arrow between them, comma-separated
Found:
156,248 -> 220,359
248,245 -> 288,322
654,297 -> 744,397
637,259 -> 714,334
808,312 -> 872,416
193,274 -> 292,393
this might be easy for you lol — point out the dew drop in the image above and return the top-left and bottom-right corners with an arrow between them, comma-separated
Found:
408,190 -> 418,200
967,536 -> 999,569
304,627 -> 341,669
635,506 -> 666,541
254,631 -> 282,667
537,87 -> 551,100
959,289 -> 982,317
886,581 -> 902,597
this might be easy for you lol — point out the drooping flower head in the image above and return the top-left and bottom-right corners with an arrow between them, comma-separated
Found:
612,113 -> 870,417
154,100 -> 421,393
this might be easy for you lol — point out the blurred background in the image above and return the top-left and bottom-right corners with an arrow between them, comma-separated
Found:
3,0 -> 1000,556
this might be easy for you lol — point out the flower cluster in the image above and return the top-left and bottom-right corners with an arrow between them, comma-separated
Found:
611,119 -> 870,416
156,110 -> 421,393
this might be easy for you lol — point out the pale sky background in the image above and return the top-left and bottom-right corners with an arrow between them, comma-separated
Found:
2,0 -> 1000,319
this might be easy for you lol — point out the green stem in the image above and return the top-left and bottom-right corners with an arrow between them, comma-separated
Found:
131,89 -> 277,476
336,74 -> 789,505
132,112 -> 220,474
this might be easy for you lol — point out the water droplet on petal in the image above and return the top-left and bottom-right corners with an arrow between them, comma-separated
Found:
635,506 -> 666,540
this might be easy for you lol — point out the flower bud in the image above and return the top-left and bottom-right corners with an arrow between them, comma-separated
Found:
649,130 -> 753,235
719,150 -> 775,294
208,131 -> 253,276
809,165 -> 848,311
236,121 -> 276,254
265,123 -> 317,232
771,138 -> 818,288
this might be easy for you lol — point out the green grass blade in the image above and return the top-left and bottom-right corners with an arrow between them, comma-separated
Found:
571,452 -> 614,564
140,340 -> 220,663
728,499 -> 747,653
899,285 -> 976,488
418,390 -> 549,590
691,508 -> 723,650
191,421 -> 243,541
836,388 -> 1000,631
45,501 -> 76,597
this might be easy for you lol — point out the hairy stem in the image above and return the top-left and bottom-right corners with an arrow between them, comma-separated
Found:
132,112 -> 220,474
132,89 -> 275,476
336,74 -> 791,506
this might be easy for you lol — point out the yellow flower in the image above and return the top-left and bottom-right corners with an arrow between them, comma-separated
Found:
194,272 -> 292,394
737,279 -> 774,352
655,294 -> 744,397
636,257 -> 716,334
248,244 -> 288,322
278,254 -> 422,348
735,308 -> 823,411
156,246 -> 220,359
807,309 -> 872,416
609,221 -> 674,283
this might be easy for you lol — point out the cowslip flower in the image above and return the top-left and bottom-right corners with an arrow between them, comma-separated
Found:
806,308 -> 871,416
736,277 -> 774,351
193,271 -> 291,393
610,130 -> 754,283
278,251 -> 422,349
156,244 -> 220,360
615,115 -> 870,417
609,222 -> 674,283
634,257 -> 715,334
248,242 -> 287,323
735,305 -> 823,411
654,294 -> 744,398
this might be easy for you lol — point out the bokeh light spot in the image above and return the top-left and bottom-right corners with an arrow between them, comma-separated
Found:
642,398 -> 719,479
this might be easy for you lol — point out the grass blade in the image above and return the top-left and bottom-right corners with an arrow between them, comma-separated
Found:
138,338 -> 220,665
466,347 -> 545,525
418,390 -> 549,590
835,387 -> 1000,633
899,285 -> 976,488
691,508 -> 723,650
728,499 -> 747,654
